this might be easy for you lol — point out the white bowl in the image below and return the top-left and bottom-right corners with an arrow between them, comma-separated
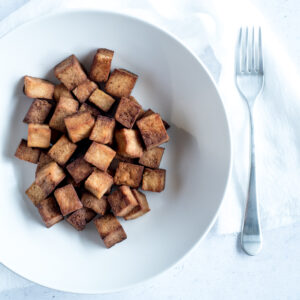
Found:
0,10 -> 231,294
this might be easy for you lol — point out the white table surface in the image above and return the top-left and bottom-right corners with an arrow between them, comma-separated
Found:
1,0 -> 300,299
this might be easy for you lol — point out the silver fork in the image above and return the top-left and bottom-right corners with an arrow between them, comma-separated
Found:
235,27 -> 264,255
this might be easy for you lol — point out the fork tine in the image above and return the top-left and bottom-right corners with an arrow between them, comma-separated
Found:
242,27 -> 248,72
236,28 -> 243,73
251,27 -> 255,71
258,27 -> 263,73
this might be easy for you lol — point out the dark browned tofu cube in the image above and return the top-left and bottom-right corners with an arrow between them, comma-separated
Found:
138,147 -> 164,168
66,208 -> 86,231
35,152 -> 53,176
66,157 -> 93,184
24,76 -> 54,99
81,192 -> 108,215
85,169 -> 113,199
84,142 -> 116,171
64,111 -> 95,143
89,48 -> 114,82
115,97 -> 142,128
115,129 -> 143,158
37,196 -> 63,228
27,124 -> 51,148
54,55 -> 87,90
53,83 -> 73,101
105,69 -> 138,98
23,99 -> 53,124
89,89 -> 115,112
108,186 -> 138,217
48,135 -> 77,166
79,103 -> 101,118
89,116 -> 115,144
94,214 -> 127,248
142,168 -> 166,192
139,109 -> 170,130
49,96 -> 79,132
25,182 -> 47,206
124,189 -> 150,220
114,162 -> 144,188
72,79 -> 98,103
15,139 -> 40,163
54,184 -> 82,216
137,113 -> 169,149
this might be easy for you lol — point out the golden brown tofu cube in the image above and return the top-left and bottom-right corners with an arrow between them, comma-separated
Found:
94,213 -> 127,248
48,135 -> 77,166
15,139 -> 40,164
64,111 -> 95,143
124,189 -> 150,220
72,79 -> 98,103
27,124 -> 51,148
84,142 -> 116,171
49,96 -> 79,132
23,99 -> 53,124
66,157 -> 93,184
25,182 -> 47,206
89,115 -> 115,144
79,102 -> 101,118
53,83 -> 74,101
54,55 -> 87,90
89,48 -> 114,82
35,152 -> 53,176
81,192 -> 108,215
139,109 -> 170,129
37,196 -> 63,228
114,162 -> 144,188
24,76 -> 54,99
115,129 -> 143,158
105,69 -> 138,98
85,169 -> 113,199
137,113 -> 169,150
108,186 -> 138,217
89,89 -> 115,112
142,168 -> 166,192
66,208 -> 87,231
54,184 -> 82,216
138,147 -> 164,168
115,96 -> 142,128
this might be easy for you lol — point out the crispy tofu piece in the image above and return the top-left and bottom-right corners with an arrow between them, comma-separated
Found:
138,147 -> 164,168
66,157 -> 93,184
64,111 -> 95,143
37,196 -> 63,228
53,83 -> 74,101
105,69 -> 137,98
23,99 -> 53,124
139,109 -> 170,129
108,186 -> 138,217
81,192 -> 108,215
114,162 -> 144,188
137,113 -> 169,150
115,97 -> 142,128
85,169 -> 113,199
35,152 -> 53,176
49,96 -> 79,132
48,135 -> 77,166
94,214 -> 127,248
25,182 -> 47,206
129,96 -> 144,119
23,76 -> 54,99
89,115 -> 115,144
108,153 -> 136,174
54,184 -> 82,216
89,48 -> 114,82
72,79 -> 98,103
15,139 -> 40,163
142,168 -> 166,192
27,124 -> 51,148
79,102 -> 101,118
66,208 -> 86,231
50,129 -> 62,144
124,189 -> 150,220
54,55 -> 87,90
89,89 -> 115,112
84,142 -> 116,171
115,129 -> 143,158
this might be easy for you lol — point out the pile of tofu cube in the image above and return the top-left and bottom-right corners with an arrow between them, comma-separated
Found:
14,49 -> 170,248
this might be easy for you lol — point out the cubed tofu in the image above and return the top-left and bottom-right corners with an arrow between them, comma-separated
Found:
54,184 -> 82,216
27,124 -> 51,148
89,89 -> 115,112
89,48 -> 114,82
79,102 -> 101,118
35,152 -> 53,176
85,169 -> 113,199
53,83 -> 73,101
108,153 -> 136,174
114,162 -> 144,188
129,96 -> 144,119
139,109 -> 170,130
115,97 -> 142,128
54,55 -> 87,90
115,129 -> 143,158
124,189 -> 150,220
66,208 -> 86,231
142,168 -> 166,192
25,182 -> 47,206
66,156 -> 93,184
84,142 -> 116,171
137,113 -> 169,149
72,79 -> 98,103
105,69 -> 137,98
107,186 -> 138,217
94,214 -> 127,248
81,192 -> 108,215
15,139 -> 40,163
23,76 -> 54,99
48,135 -> 77,166
89,115 -> 115,144
64,111 -> 95,143
138,147 -> 164,168
23,99 -> 53,124
49,96 -> 79,132
37,196 -> 63,228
